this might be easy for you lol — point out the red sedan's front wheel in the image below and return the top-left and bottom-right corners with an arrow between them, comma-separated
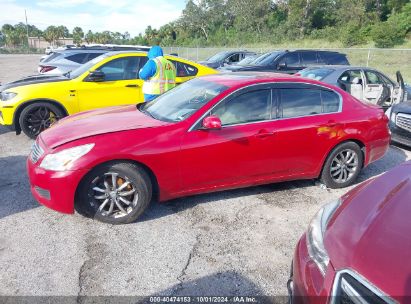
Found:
75,162 -> 152,224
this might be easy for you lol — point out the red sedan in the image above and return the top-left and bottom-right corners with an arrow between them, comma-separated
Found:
289,161 -> 411,303
27,73 -> 390,224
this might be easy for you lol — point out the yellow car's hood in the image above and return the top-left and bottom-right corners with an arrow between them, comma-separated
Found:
0,74 -> 69,92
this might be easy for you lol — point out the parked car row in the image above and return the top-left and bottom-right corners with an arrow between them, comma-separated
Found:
211,49 -> 411,146
0,47 -> 410,302
39,44 -> 151,74
0,51 -> 216,138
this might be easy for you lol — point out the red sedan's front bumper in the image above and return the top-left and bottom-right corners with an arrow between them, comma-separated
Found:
26,158 -> 88,214
290,235 -> 336,304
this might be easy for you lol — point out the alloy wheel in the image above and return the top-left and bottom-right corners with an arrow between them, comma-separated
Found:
90,172 -> 139,218
24,106 -> 59,137
330,149 -> 359,184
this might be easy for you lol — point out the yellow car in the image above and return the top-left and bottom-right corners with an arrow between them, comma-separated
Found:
0,52 -> 217,138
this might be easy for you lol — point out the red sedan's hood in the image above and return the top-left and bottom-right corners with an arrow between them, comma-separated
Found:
40,105 -> 169,148
325,161 -> 411,298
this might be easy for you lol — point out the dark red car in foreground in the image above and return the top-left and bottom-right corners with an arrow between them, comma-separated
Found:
27,73 -> 390,224
289,161 -> 411,303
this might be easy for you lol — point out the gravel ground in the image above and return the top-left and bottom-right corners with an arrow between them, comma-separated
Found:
0,54 -> 410,299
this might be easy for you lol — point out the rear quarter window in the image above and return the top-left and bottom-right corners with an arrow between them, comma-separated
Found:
321,90 -> 340,113
42,52 -> 62,63
66,53 -> 88,64
86,52 -> 105,61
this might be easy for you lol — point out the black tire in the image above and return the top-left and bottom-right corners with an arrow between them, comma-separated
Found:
75,162 -> 152,224
19,102 -> 64,139
320,141 -> 363,189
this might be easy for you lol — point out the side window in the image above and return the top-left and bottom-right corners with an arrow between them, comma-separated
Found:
319,53 -> 349,65
66,53 -> 88,64
170,60 -> 198,77
279,89 -> 322,118
97,57 -> 140,81
377,72 -> 393,85
278,53 -> 300,67
365,71 -> 383,84
339,70 -> 362,84
321,90 -> 340,113
227,54 -> 240,63
86,52 -> 104,61
211,90 -> 271,126
139,56 -> 148,70
301,52 -> 318,65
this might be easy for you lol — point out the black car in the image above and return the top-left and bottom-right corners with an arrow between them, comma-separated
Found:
224,50 -> 349,74
386,102 -> 411,147
199,50 -> 256,69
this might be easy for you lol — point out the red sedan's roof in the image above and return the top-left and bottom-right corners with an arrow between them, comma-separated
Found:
202,72 -> 324,89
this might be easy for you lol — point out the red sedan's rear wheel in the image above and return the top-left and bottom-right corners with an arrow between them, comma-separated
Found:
321,141 -> 363,189
75,162 -> 152,224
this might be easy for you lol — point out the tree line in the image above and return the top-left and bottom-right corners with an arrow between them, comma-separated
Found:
147,0 -> 411,48
1,0 -> 411,49
0,23 -> 132,48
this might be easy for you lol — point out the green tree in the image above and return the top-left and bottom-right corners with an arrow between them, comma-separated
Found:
43,25 -> 59,46
84,30 -> 94,44
72,26 -> 84,45
56,25 -> 69,38
2,24 -> 21,47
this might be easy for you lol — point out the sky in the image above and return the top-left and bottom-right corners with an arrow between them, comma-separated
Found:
0,0 -> 187,36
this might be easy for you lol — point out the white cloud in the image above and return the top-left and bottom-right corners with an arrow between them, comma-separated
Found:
0,0 -> 183,36
36,0 -> 90,8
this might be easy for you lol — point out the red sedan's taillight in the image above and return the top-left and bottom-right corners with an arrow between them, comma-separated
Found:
40,65 -> 57,73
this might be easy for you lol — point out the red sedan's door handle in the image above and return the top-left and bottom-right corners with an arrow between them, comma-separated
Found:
255,129 -> 274,138
326,120 -> 341,128
125,84 -> 139,88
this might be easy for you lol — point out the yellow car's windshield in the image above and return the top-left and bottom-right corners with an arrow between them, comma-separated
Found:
68,53 -> 111,79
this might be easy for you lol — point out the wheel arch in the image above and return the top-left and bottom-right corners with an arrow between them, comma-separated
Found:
13,98 -> 69,134
318,138 -> 366,178
75,158 -> 160,203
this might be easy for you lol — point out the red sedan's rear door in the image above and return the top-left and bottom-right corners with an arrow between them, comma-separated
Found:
268,86 -> 344,177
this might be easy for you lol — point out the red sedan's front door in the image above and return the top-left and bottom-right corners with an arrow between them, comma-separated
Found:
180,121 -> 278,191
179,88 -> 278,192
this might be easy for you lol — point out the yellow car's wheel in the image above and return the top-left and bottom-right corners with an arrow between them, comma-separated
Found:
18,102 -> 64,139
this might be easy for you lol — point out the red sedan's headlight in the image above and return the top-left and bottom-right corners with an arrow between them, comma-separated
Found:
306,198 -> 342,276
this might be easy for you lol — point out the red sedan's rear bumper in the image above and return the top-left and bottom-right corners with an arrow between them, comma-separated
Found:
26,158 -> 88,214
290,235 -> 336,304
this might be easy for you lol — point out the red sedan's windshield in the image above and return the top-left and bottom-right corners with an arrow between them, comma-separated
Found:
140,78 -> 228,122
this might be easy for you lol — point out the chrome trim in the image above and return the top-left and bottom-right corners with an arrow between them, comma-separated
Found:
396,113 -> 411,132
330,269 -> 397,304
188,81 -> 343,132
340,277 -> 368,304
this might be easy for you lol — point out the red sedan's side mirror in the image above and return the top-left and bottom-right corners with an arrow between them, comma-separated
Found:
202,115 -> 222,130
